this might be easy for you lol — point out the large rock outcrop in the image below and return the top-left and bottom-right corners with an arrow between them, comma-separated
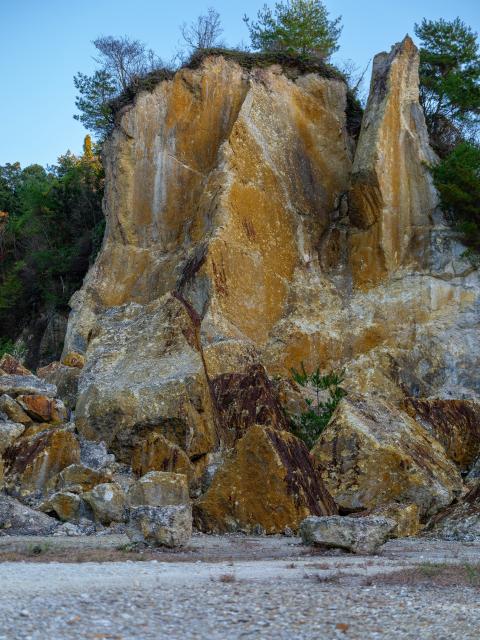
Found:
60,39 -> 480,531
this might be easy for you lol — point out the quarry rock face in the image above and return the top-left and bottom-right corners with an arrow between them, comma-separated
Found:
56,39 -> 480,532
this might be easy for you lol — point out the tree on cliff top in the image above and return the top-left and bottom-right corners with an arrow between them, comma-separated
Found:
180,8 -> 224,54
74,36 -> 164,140
415,17 -> 480,156
244,0 -> 342,59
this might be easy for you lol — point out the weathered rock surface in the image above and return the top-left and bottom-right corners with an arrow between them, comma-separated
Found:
0,394 -> 32,425
0,375 -> 57,398
370,502 -> 421,538
37,361 -> 80,410
195,425 -> 337,534
403,398 -> 480,472
0,494 -> 58,535
312,396 -> 463,519
0,421 -> 25,454
127,504 -> 192,547
56,41 -> 480,533
83,483 -> 126,524
430,481 -> 480,542
131,433 -> 194,481
348,36 -> 438,288
128,471 -> 189,507
40,491 -> 83,522
4,427 -> 81,495
0,355 -> 31,376
54,464 -> 112,493
300,515 -> 396,554
16,395 -> 67,423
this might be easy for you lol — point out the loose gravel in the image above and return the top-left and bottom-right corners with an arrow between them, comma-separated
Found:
0,536 -> 478,639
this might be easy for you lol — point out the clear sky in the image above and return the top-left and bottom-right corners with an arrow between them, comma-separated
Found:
1,0 -> 479,167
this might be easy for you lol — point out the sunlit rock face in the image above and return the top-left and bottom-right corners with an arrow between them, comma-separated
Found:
64,38 -> 480,509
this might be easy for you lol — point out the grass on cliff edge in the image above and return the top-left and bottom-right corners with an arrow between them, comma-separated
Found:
109,48 -> 362,138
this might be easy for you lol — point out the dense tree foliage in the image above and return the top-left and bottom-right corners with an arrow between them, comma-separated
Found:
415,17 -> 480,156
0,137 -> 104,345
243,0 -> 342,58
432,141 -> 480,252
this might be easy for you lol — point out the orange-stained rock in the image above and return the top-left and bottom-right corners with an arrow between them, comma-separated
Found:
403,398 -> 480,472
348,36 -> 438,288
312,396 -> 463,519
0,354 -> 31,376
370,502 -> 422,538
40,491 -> 82,522
3,427 -> 81,494
132,433 -> 194,481
194,425 -> 337,534
61,352 -> 85,369
53,463 -> 112,493
16,395 -> 67,423
0,394 -> 32,425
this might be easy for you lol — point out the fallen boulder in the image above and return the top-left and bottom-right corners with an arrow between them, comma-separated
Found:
0,394 -> 32,425
127,505 -> 192,547
0,493 -> 59,535
194,425 -> 337,534
16,395 -> 67,423
312,396 -> 462,519
54,463 -> 112,493
4,426 -> 81,495
430,481 -> 480,542
83,482 -> 126,524
0,420 -> 25,454
37,361 -> 80,410
0,375 -> 57,398
40,491 -> 83,522
132,433 -> 194,481
300,515 -> 396,554
128,471 -> 189,508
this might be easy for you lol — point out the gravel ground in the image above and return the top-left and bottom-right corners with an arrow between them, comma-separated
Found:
0,536 -> 478,639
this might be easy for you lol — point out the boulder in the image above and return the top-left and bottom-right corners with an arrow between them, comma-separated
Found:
128,471 -> 189,507
16,395 -> 67,423
40,491 -> 83,522
79,438 -> 114,470
0,420 -> 25,454
403,398 -> 480,472
371,503 -> 421,538
131,433 -> 194,480
0,375 -> 57,398
53,463 -> 112,493
300,515 -> 396,554
0,494 -> 59,535
312,396 -> 463,519
194,425 -> 337,534
61,352 -> 85,369
127,505 -> 192,547
83,482 -> 126,524
73,295 -> 218,464
0,394 -> 32,425
0,354 -> 31,376
430,481 -> 480,542
3,427 -> 81,495
37,361 -> 80,410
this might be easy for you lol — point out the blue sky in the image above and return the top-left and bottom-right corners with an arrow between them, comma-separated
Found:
1,0 -> 479,167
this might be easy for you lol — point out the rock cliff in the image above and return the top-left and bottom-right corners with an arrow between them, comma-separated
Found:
57,38 -> 480,533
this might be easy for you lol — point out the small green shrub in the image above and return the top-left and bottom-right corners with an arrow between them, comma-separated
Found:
0,338 -> 15,360
290,363 -> 346,449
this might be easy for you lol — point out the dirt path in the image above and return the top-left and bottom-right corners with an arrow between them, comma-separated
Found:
0,535 -> 478,639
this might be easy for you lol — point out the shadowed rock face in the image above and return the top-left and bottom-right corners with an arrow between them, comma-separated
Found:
61,40 -> 480,528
